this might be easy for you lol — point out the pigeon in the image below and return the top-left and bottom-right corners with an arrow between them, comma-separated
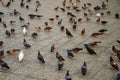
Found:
117,70 -> 120,80
96,17 -> 100,23
19,16 -> 24,21
86,17 -> 91,22
10,21 -> 16,25
84,4 -> 87,7
35,26 -> 41,32
56,52 -> 65,61
76,0 -> 80,3
6,1 -> 11,7
65,70 -> 72,80
110,56 -> 119,71
82,6 -> 87,10
23,39 -> 31,48
72,24 -> 77,30
36,0 -> 41,6
0,50 -> 4,58
0,12 -> 4,15
72,1 -> 78,5
94,5 -> 101,11
54,6 -> 59,11
117,40 -> 120,44
26,0 -> 31,2
72,5 -> 78,9
70,48 -> 83,53
106,11 -> 111,15
23,27 -> 27,36
69,0 -> 72,2
84,12 -> 88,17
44,27 -> 52,31
101,21 -> 108,25
3,22 -> 7,28
88,9 -> 94,15
37,51 -> 45,63
102,2 -> 107,9
91,32 -> 103,38
18,51 -> 24,62
66,28 -> 73,37
106,0 -> 108,2
34,15 -> 43,17
20,1 -> 25,7
67,12 -> 73,16
31,32 -> 38,38
0,41 -> 3,47
56,15 -> 59,19
21,22 -> 30,28
35,6 -> 39,12
49,18 -> 54,21
26,5 -> 29,9
70,13 -> 76,17
50,44 -> 56,52
81,62 -> 87,75
6,49 -> 20,55
74,21 -> 77,24
58,19 -> 62,25
84,45 -> 97,55
58,60 -> 64,70
11,28 -> 15,34
5,30 -> 11,37
60,8 -> 65,12
116,52 -> 120,60
44,22 -> 48,26
77,18 -> 82,23
100,12 -> 104,16
0,59 -> 10,69
66,6 -> 71,10
0,17 -> 2,22
87,3 -> 92,6
85,41 -> 101,48
67,50 -> 74,58
13,9 -> 20,16
96,13 -> 101,17
112,46 -> 120,53
69,17 -> 74,23
75,8 -> 81,12
28,14 -> 35,19
98,29 -> 107,33
115,13 -> 119,19
61,26 -> 65,31
81,28 -> 85,36
62,0 -> 66,6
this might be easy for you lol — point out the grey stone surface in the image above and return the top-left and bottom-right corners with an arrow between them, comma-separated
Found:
0,0 -> 120,80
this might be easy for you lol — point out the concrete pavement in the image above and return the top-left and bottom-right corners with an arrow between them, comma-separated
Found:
0,0 -> 120,80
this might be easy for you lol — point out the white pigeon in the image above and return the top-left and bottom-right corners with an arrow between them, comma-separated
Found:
23,27 -> 27,36
18,51 -> 24,62
96,13 -> 100,17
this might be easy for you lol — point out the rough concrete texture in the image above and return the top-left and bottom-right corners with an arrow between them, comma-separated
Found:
0,0 -> 120,80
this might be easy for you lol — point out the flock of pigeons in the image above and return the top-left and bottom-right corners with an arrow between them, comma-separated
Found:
0,0 -> 120,80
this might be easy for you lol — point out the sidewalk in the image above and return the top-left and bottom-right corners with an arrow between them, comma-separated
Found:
0,0 -> 120,80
